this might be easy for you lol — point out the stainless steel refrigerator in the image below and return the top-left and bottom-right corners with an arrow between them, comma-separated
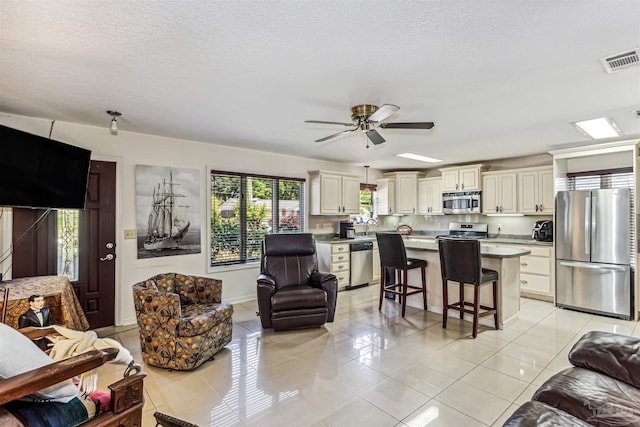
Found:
555,189 -> 634,320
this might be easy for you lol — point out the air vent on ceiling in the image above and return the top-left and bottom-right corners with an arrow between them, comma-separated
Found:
600,48 -> 640,73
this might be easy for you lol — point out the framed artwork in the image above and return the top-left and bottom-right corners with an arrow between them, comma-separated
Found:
136,165 -> 201,259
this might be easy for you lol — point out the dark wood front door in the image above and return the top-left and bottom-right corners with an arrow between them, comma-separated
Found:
77,160 -> 116,328
12,160 -> 117,329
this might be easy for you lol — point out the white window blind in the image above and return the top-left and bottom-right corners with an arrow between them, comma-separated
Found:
210,171 -> 304,266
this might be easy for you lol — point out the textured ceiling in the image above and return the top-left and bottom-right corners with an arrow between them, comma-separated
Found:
1,1 -> 639,169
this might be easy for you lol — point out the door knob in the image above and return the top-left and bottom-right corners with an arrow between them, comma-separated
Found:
100,254 -> 114,261
106,242 -> 114,249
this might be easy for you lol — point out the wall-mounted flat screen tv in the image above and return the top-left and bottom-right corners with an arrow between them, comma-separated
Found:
0,124 -> 91,209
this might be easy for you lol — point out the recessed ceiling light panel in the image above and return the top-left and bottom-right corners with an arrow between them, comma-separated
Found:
396,153 -> 442,163
571,117 -> 621,139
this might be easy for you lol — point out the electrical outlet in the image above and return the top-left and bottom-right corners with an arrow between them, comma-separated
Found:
497,224 -> 502,231
124,229 -> 136,239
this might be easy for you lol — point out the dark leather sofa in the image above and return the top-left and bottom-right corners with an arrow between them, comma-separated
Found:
504,331 -> 640,426
257,233 -> 338,331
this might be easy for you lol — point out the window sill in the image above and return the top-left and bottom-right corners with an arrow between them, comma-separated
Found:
208,261 -> 260,274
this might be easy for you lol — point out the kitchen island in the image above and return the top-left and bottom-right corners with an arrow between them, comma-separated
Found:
400,238 -> 531,328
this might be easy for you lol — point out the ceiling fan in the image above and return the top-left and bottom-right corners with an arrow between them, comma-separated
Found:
305,104 -> 434,147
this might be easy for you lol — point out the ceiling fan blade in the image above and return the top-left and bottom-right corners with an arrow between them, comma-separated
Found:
379,122 -> 435,129
305,120 -> 355,127
365,129 -> 385,145
315,127 -> 357,142
366,104 -> 400,123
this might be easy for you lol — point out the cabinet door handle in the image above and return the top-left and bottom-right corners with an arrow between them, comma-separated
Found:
539,204 -> 543,211
535,204 -> 539,212
461,183 -> 464,190
500,206 -> 503,212
520,279 -> 528,284
338,256 -> 344,260
521,262 -> 528,266
412,207 -> 415,213
495,206 -> 499,212
455,183 -> 459,190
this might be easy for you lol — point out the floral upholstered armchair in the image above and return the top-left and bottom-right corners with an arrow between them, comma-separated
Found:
132,273 -> 233,371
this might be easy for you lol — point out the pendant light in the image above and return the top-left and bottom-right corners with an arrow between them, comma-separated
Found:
363,165 -> 371,195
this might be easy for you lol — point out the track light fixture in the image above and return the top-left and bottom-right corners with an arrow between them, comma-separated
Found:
106,110 -> 122,135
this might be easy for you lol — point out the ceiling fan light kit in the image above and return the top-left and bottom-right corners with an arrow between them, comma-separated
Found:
107,110 -> 122,135
305,104 -> 434,148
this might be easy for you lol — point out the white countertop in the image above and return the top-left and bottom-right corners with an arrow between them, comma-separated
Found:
316,234 -> 551,249
404,238 -> 531,258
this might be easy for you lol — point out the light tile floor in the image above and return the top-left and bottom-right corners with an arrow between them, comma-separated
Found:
97,286 -> 640,426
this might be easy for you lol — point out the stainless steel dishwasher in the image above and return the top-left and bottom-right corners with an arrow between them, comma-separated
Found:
348,241 -> 373,290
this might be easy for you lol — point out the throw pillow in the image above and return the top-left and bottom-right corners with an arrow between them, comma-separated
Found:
0,323 -> 77,403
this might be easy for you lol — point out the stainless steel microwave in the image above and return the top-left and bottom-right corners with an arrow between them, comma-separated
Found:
442,191 -> 482,214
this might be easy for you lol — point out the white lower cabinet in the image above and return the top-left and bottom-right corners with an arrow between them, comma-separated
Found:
494,243 -> 554,300
519,245 -> 553,298
317,242 -> 350,289
372,241 -> 380,282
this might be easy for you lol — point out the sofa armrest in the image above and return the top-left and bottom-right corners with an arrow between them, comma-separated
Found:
258,274 -> 276,287
18,326 -> 57,340
311,271 -> 338,322
257,274 -> 276,328
568,331 -> 640,388
0,348 -> 118,406
108,372 -> 146,415
311,271 -> 337,287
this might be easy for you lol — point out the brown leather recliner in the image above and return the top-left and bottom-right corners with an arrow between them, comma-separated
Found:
257,233 -> 338,331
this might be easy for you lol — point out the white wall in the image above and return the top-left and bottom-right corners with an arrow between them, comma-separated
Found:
0,113 -> 371,326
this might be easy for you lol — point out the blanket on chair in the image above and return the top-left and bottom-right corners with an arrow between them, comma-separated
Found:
47,325 -> 135,393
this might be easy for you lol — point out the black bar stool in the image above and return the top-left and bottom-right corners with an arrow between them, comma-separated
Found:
438,237 -> 499,338
375,232 -> 427,317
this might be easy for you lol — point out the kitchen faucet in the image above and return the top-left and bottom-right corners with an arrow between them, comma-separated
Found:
364,218 -> 377,236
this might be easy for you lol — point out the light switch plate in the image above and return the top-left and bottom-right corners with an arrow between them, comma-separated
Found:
124,229 -> 136,239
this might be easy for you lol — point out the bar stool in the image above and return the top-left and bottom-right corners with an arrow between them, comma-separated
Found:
438,237 -> 499,338
375,232 -> 427,317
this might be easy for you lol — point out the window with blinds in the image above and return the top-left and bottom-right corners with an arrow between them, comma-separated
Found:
210,171 -> 304,266
565,168 -> 634,190
564,167 -> 635,265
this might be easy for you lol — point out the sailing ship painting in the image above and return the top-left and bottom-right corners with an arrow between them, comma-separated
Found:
136,165 -> 201,259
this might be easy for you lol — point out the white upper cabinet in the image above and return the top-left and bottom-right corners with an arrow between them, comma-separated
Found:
309,171 -> 361,215
376,178 -> 395,215
418,177 -> 443,214
341,175 -> 361,213
518,167 -> 553,214
385,172 -> 423,215
482,171 -> 517,214
439,164 -> 484,191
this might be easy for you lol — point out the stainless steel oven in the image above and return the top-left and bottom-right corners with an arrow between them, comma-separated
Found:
442,191 -> 482,214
